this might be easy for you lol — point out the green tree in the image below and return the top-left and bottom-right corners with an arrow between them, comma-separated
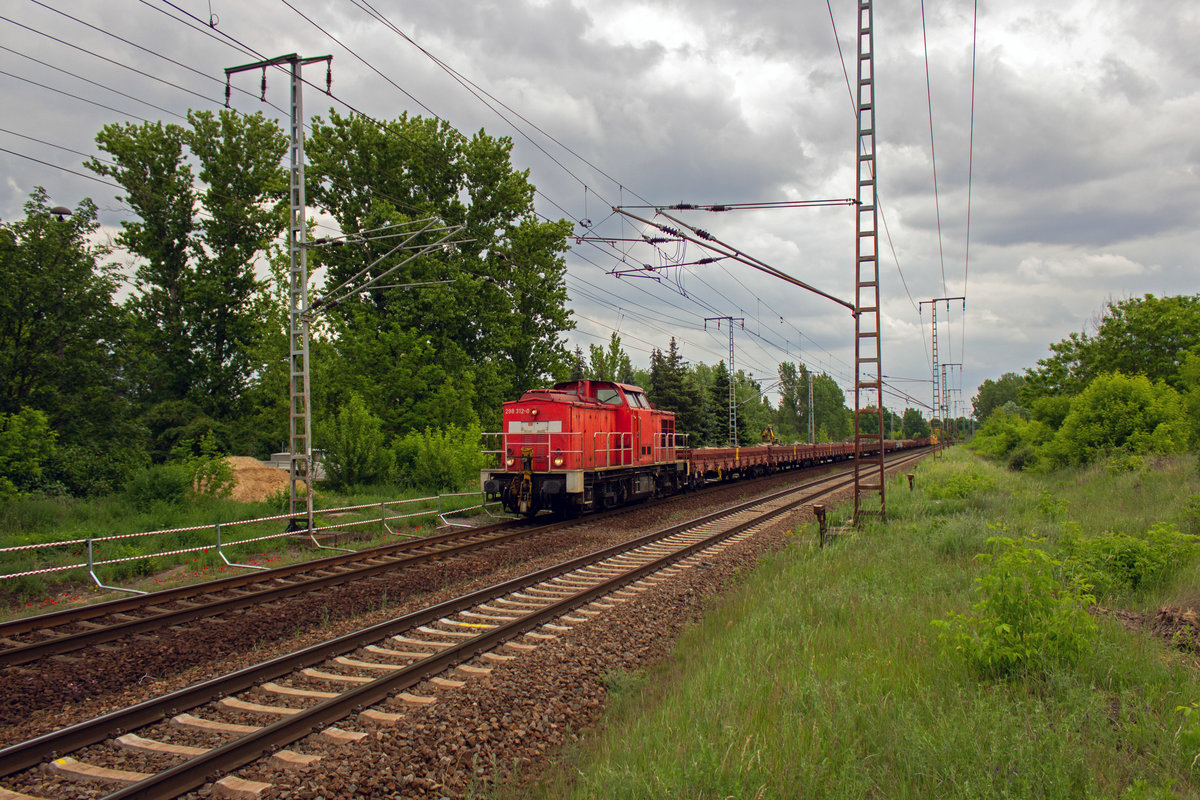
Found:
810,372 -> 851,441
88,121 -> 195,406
902,407 -> 930,439
317,393 -> 395,489
0,407 -> 56,499
710,361 -> 733,446
0,188 -> 142,494
305,110 -> 573,432
587,332 -> 634,382
568,346 -> 587,381
1086,295 -> 1200,390
1022,294 -> 1200,406
734,371 -> 772,445
648,338 -> 703,440
182,109 -> 287,419
776,362 -> 809,443
972,372 -> 1026,421
88,112 -> 289,445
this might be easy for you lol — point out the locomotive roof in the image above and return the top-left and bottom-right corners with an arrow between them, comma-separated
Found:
516,380 -> 655,407
552,380 -> 647,393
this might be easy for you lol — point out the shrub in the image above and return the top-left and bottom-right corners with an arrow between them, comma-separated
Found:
923,469 -> 997,500
1062,523 -> 1196,598
1177,701 -> 1200,770
932,534 -> 1097,677
170,431 -> 234,500
317,394 -> 395,490
43,442 -> 148,497
1179,494 -> 1200,536
1007,444 -> 1039,472
394,423 -> 483,493
1048,372 -> 1188,467
1035,490 -> 1068,519
125,463 -> 193,510
0,408 -> 57,499
970,408 -> 1029,460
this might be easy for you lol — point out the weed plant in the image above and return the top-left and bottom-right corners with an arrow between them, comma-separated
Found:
525,448 -> 1200,800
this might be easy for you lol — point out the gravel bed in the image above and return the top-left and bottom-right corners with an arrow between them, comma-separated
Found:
1,463 -> 895,800
0,468 -> 823,746
231,501 -> 819,800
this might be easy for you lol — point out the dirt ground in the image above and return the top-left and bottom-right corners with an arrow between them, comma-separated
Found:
1100,605 -> 1200,660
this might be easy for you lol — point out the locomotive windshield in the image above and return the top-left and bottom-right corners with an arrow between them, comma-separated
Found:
595,387 -> 624,405
626,391 -> 649,408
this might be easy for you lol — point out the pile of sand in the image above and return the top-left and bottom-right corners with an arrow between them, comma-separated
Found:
226,456 -> 291,503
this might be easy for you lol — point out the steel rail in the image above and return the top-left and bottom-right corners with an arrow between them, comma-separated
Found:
0,516 -> 620,666
0,454 -> 862,664
0,516 -> 525,638
102,451 -> 930,800
0,454 -> 927,784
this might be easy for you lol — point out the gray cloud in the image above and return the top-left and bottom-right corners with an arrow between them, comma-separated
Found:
1,0 -> 1197,416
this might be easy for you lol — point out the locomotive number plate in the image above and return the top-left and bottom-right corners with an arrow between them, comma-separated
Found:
507,420 -> 563,433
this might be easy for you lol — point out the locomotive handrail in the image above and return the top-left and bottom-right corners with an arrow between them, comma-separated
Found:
594,431 -> 633,467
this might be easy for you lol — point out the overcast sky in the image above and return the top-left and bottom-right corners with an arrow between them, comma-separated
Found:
2,0 -> 1197,419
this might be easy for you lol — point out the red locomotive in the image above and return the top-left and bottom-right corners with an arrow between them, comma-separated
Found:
482,380 -> 686,515
482,379 -> 925,516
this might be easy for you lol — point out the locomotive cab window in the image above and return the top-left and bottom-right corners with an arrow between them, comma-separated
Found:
626,391 -> 648,408
596,387 -> 625,405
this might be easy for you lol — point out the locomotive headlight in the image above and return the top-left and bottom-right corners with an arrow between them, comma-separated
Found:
553,455 -> 564,467
506,457 -> 515,467
530,408 -> 539,417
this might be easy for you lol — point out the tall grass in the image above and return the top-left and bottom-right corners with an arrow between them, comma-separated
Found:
529,449 -> 1200,800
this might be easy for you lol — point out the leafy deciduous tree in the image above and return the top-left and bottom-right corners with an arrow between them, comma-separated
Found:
306,111 -> 574,434
0,188 -> 142,493
972,372 -> 1026,421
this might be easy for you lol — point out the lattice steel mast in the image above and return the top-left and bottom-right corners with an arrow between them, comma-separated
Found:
853,0 -> 886,524
705,316 -> 745,446
918,296 -> 964,450
226,53 -> 332,533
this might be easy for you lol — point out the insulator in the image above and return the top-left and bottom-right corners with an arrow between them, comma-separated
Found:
694,228 -> 713,240
260,69 -> 267,100
326,63 -> 332,94
224,79 -> 230,108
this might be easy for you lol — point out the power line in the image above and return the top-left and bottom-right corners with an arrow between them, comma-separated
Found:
350,0 -> 654,208
0,67 -> 150,123
274,0 -> 440,119
2,11 -> 224,109
920,0 -> 948,298
962,0 -> 979,368
0,43 -> 187,121
0,145 -> 121,188
0,126 -> 113,166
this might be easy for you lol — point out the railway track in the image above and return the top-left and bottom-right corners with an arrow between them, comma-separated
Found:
0,456 -> 870,668
0,515 -> 572,667
0,450 -> 925,800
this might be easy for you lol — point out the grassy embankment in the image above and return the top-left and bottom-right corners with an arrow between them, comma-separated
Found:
527,448 -> 1200,800
0,484 -> 483,613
